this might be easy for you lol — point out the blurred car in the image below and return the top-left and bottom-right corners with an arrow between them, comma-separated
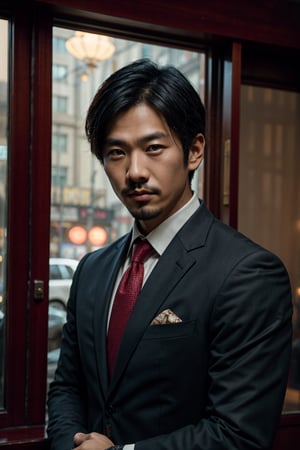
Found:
48,258 -> 79,379
49,257 -> 79,310
48,304 -> 67,352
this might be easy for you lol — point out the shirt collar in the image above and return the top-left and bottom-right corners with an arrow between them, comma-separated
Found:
131,193 -> 200,256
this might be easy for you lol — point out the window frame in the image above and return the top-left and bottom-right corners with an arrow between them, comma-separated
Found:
0,6 -> 52,444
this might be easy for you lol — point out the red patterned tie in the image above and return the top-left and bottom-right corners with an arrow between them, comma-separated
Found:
107,238 -> 153,376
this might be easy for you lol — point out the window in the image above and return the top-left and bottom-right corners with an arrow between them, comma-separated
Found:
49,264 -> 61,280
52,166 -> 67,187
52,95 -> 68,113
47,27 -> 206,413
53,36 -> 68,53
49,263 -> 76,280
52,132 -> 68,152
52,64 -> 68,81
238,85 -> 300,412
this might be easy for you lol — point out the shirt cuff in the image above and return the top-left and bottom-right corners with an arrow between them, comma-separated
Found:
124,445 -> 135,449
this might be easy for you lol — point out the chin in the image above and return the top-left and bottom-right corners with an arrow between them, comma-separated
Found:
131,206 -> 163,221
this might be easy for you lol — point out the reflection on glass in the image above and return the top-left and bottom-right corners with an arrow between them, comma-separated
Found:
0,19 -> 8,409
47,27 -> 206,403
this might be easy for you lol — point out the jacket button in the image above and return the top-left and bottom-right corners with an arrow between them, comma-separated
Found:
107,404 -> 114,415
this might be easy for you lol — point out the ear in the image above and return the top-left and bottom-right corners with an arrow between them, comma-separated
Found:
188,133 -> 205,170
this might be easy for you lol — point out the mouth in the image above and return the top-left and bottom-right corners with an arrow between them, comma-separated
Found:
127,189 -> 155,202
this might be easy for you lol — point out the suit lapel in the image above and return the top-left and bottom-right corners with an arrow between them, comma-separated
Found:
108,203 -> 214,395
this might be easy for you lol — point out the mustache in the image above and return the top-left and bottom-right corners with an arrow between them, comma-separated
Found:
122,183 -> 160,196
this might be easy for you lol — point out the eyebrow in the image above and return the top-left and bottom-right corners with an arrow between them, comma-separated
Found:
103,132 -> 170,148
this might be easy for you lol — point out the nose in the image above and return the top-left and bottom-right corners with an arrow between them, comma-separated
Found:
126,150 -> 149,183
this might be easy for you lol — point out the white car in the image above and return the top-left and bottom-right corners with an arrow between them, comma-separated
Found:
49,257 -> 79,310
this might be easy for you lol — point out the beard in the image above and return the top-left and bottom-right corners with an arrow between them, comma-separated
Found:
128,205 -> 164,221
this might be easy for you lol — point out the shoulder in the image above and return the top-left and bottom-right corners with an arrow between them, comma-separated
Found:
75,233 -> 131,274
184,203 -> 290,291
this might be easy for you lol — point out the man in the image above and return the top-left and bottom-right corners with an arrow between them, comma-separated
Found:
47,59 -> 293,450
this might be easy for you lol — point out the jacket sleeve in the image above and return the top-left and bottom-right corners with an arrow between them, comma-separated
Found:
47,257 -> 89,450
135,249 -> 293,450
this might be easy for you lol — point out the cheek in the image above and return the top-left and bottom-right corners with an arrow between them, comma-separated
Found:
104,169 -> 123,195
104,165 -> 121,183
157,160 -> 187,185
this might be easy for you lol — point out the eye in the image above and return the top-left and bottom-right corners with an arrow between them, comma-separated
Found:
147,144 -> 164,153
105,149 -> 125,160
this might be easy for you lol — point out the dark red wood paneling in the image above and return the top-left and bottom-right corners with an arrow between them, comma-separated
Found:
27,6 -> 52,425
228,42 -> 241,229
273,414 -> 300,449
0,7 -> 32,429
34,0 -> 300,49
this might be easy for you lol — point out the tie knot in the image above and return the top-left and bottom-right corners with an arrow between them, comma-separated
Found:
132,238 -> 153,264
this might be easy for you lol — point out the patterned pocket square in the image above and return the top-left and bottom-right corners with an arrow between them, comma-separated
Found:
151,309 -> 183,325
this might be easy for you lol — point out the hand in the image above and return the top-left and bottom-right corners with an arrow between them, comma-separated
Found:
73,432 -> 114,449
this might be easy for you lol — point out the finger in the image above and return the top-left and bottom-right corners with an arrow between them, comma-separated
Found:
73,432 -> 88,445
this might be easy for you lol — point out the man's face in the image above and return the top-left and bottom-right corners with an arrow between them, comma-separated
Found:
102,103 -> 204,234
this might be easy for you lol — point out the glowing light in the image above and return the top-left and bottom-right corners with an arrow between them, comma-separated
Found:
68,226 -> 87,245
88,226 -> 107,246
66,32 -> 115,71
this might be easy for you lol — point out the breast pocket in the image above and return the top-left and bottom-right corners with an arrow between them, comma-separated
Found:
143,320 -> 197,340
136,319 -> 203,414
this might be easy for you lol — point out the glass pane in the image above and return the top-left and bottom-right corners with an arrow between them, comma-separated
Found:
0,19 -> 9,409
47,27 -> 206,398
238,85 -> 300,413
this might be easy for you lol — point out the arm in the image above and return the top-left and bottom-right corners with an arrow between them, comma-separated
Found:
47,240 -> 130,450
47,258 -> 89,450
135,250 -> 293,449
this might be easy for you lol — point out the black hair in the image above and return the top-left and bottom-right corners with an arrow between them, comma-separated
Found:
85,58 -> 205,179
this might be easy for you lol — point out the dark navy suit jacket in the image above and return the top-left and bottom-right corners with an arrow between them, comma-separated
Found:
47,202 -> 293,450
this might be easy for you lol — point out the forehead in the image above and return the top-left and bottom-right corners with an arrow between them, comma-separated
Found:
107,103 -> 169,136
